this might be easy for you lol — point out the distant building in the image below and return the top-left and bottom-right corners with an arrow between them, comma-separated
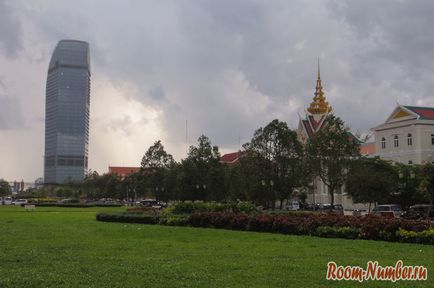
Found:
44,40 -> 91,184
360,142 -> 376,156
296,64 -> 367,209
373,105 -> 434,164
108,166 -> 140,179
220,152 -> 241,166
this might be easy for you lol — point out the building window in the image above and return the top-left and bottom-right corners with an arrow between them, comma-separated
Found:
381,137 -> 386,149
407,133 -> 412,146
432,134 -> 434,145
408,160 -> 413,164
394,135 -> 399,147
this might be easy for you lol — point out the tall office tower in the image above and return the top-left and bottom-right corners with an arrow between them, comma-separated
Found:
44,40 -> 90,184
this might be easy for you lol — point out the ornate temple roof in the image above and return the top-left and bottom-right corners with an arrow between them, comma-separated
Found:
307,61 -> 332,115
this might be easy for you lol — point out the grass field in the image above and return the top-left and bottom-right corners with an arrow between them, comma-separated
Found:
0,206 -> 433,288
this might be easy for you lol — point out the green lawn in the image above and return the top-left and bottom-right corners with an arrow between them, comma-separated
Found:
0,206 -> 433,288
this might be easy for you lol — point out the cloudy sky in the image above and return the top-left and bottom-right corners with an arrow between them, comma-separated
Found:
1,0 -> 434,182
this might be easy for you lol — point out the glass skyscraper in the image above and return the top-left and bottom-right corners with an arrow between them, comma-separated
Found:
44,40 -> 90,184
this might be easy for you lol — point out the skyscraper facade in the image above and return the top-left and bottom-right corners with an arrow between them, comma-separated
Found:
44,40 -> 90,184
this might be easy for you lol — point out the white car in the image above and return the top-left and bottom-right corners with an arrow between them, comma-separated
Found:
371,204 -> 403,218
286,201 -> 300,211
13,199 -> 28,205
3,197 -> 13,205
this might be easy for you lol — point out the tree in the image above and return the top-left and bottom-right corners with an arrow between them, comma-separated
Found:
141,140 -> 174,169
140,140 -> 176,201
417,163 -> 434,220
0,179 -> 11,199
241,119 -> 304,209
306,115 -> 360,206
178,135 -> 226,201
346,157 -> 397,212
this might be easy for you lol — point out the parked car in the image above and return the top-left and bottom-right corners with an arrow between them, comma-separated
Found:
139,199 -> 167,209
402,204 -> 434,220
3,197 -> 13,205
371,204 -> 403,218
314,203 -> 344,214
286,201 -> 300,211
13,199 -> 28,205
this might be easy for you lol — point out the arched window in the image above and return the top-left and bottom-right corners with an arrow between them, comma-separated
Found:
407,133 -> 412,146
381,137 -> 386,149
394,135 -> 399,147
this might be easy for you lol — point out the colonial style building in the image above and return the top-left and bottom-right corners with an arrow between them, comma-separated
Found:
372,105 -> 434,165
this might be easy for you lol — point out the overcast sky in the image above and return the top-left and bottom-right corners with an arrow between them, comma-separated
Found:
1,0 -> 434,182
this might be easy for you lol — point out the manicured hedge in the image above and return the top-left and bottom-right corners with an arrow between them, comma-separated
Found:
33,203 -> 123,208
96,211 -> 433,244
187,212 -> 432,243
397,228 -> 434,245
168,201 -> 258,215
96,213 -> 158,224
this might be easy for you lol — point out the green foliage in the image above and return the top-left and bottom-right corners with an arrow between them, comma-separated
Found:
96,213 -> 158,224
346,157 -> 397,209
0,179 -> 11,197
306,115 -> 361,205
397,228 -> 434,245
158,214 -> 189,226
167,201 -> 258,214
141,140 -> 175,169
178,135 -> 227,201
239,119 -> 304,208
315,226 -> 361,239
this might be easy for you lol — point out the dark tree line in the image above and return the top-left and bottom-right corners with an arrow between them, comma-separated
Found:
22,115 -> 434,209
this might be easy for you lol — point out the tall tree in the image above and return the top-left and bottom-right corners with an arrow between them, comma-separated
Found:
0,179 -> 11,199
346,157 -> 397,212
140,140 -> 176,200
241,119 -> 304,209
179,135 -> 225,201
141,140 -> 174,169
306,115 -> 360,206
417,163 -> 434,220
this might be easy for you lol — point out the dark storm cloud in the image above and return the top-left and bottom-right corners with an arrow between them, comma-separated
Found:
324,0 -> 434,128
3,0 -> 434,181
0,0 -> 23,57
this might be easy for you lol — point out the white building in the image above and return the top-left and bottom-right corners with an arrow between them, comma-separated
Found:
373,105 -> 434,165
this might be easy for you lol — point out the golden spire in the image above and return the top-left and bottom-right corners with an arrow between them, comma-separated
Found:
307,59 -> 332,115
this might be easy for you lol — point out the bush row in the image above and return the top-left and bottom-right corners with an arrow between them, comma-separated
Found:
187,212 -> 432,243
95,211 -> 433,244
167,201 -> 258,214
396,228 -> 434,245
96,212 -> 189,226
32,203 -> 123,208
96,213 -> 158,224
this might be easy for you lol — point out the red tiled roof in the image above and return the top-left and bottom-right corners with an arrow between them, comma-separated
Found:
108,166 -> 140,176
302,119 -> 314,138
220,152 -> 241,164
360,142 -> 375,155
308,115 -> 319,129
404,106 -> 434,120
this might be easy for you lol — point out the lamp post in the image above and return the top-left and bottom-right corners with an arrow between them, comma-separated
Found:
195,184 -> 207,200
261,179 -> 274,209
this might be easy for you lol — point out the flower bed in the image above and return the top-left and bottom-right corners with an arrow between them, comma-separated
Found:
96,211 -> 433,244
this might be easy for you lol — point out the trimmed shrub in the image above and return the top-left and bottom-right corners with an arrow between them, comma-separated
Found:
168,201 -> 257,215
96,213 -> 158,224
397,228 -> 434,245
159,215 -> 189,226
315,226 -> 361,239
35,203 -> 123,208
